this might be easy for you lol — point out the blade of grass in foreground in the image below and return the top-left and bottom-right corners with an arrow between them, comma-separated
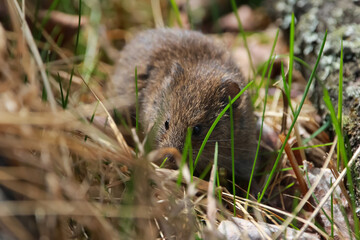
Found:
85,100 -> 99,141
229,96 -> 236,216
177,128 -> 192,186
330,178 -> 334,238
337,39 -> 344,170
291,142 -> 333,151
135,66 -> 139,134
302,118 -> 331,145
193,80 -> 254,171
258,30 -> 328,203
159,157 -> 168,168
134,66 -> 139,156
247,29 -> 279,200
199,163 -> 213,180
57,73 -> 65,108
63,68 -> 74,109
323,87 -> 359,237
281,61 -> 295,116
212,142 -> 219,196
188,132 -> 194,182
216,168 -> 222,204
169,0 -> 183,28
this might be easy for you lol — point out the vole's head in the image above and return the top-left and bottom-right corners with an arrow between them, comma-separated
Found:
146,62 -> 251,172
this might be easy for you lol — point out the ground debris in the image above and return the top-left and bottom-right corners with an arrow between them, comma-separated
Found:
218,217 -> 319,240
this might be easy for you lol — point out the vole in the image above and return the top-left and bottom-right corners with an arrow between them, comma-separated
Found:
112,28 -> 257,182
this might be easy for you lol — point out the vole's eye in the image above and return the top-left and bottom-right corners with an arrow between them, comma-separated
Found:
165,120 -> 170,130
193,124 -> 202,136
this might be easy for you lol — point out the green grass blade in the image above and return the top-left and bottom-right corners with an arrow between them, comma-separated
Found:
291,142 -> 333,151
134,66 -> 139,156
302,118 -> 331,145
42,86 -> 47,102
281,61 -> 295,116
291,191 -> 300,227
113,109 -> 129,131
194,80 -> 254,169
85,100 -> 99,141
212,142 -> 219,196
64,68 -> 74,109
337,39 -> 344,170
188,135 -> 194,182
169,0 -> 183,28
330,178 -> 334,238
57,73 -> 65,108
40,26 -> 61,61
216,169 -> 222,204
258,30 -> 328,203
199,163 -> 213,180
177,128 -> 192,186
228,96 -> 236,216
135,66 -> 139,134
42,48 -> 51,101
159,157 -> 168,168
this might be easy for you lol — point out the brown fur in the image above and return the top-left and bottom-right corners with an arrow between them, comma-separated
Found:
112,29 -> 257,182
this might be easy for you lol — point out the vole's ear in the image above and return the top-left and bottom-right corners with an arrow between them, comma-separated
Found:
220,80 -> 241,108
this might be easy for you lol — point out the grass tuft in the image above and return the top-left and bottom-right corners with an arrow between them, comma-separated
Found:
258,29 -> 328,202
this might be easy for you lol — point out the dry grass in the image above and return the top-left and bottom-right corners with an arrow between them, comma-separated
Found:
0,0 -> 358,239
